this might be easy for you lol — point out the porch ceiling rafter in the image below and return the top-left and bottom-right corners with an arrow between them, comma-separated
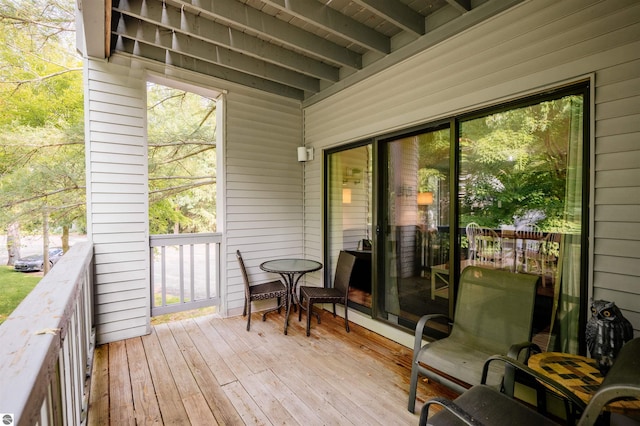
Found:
114,15 -> 321,92
103,0 -> 524,100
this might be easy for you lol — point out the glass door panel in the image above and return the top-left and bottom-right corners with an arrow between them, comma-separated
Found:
379,128 -> 451,329
458,93 -> 585,353
327,145 -> 373,310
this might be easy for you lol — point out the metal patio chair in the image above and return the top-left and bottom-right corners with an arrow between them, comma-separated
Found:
420,338 -> 640,426
408,266 -> 540,412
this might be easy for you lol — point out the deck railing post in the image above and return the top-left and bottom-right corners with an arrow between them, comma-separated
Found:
0,242 -> 95,426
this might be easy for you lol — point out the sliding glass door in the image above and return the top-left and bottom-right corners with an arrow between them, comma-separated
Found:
378,127 -> 451,327
326,144 -> 373,311
458,90 -> 587,353
324,84 -> 588,352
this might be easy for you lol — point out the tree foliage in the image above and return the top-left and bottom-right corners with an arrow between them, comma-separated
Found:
459,95 -> 583,231
147,83 -> 217,234
0,0 -> 85,238
1,0 -> 219,248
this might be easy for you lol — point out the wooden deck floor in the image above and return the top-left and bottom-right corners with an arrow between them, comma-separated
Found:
88,309 -> 457,425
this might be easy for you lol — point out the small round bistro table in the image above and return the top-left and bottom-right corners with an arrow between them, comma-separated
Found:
260,258 -> 322,334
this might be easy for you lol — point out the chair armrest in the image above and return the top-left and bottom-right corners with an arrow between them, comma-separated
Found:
502,342 -> 541,396
413,314 -> 452,360
507,342 -> 541,360
481,355 -> 586,414
419,397 -> 479,426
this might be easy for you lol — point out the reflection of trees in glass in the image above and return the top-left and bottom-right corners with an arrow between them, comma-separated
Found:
147,83 -> 217,234
459,95 -> 582,231
417,128 -> 450,227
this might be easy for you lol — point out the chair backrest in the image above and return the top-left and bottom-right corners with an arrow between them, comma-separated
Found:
334,251 -> 357,297
449,266 -> 539,354
466,222 -> 481,257
579,338 -> 640,425
236,250 -> 251,297
475,227 -> 502,264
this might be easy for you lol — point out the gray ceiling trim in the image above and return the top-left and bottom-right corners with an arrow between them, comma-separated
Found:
349,0 -> 426,36
303,0 -> 525,106
260,0 -> 391,53
105,0 -> 525,101
168,0 -> 363,69
115,37 -> 306,99
114,0 -> 340,83
114,15 -> 320,92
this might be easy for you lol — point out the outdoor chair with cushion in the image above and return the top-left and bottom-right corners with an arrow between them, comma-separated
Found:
298,250 -> 356,337
408,266 -> 540,412
237,250 -> 288,332
419,337 -> 640,426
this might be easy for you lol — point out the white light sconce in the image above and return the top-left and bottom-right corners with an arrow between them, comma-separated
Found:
297,146 -> 314,162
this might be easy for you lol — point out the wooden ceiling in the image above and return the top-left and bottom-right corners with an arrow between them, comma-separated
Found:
106,0 -> 522,101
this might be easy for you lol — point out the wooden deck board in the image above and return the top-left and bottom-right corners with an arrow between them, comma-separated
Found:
89,309 -> 457,425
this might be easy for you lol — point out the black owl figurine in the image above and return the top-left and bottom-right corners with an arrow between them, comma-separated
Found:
585,299 -> 634,375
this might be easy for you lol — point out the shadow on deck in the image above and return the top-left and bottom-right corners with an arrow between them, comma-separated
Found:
88,309 -> 457,425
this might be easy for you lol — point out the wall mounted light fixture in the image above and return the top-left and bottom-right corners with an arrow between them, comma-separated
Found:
417,192 -> 434,205
342,188 -> 352,204
297,146 -> 314,162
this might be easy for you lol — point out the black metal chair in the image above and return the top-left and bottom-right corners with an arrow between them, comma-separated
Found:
236,250 -> 287,331
419,338 -> 640,426
298,251 -> 356,337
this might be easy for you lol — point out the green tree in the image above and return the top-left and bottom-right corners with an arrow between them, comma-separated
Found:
147,83 -> 217,234
1,0 -> 84,266
459,95 -> 582,231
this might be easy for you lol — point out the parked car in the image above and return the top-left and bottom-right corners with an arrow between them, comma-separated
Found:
14,248 -> 64,272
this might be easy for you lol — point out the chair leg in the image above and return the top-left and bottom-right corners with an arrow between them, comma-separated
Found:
298,294 -> 303,322
243,297 -> 247,316
306,299 -> 312,337
284,293 -> 291,335
246,299 -> 252,331
344,301 -> 350,333
408,359 -> 420,413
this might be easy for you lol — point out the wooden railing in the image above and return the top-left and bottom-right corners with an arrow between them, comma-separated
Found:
0,242 -> 94,426
150,233 -> 221,316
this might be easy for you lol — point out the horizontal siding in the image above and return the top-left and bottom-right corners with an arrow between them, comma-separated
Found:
223,89 -> 305,315
303,0 -> 640,335
86,59 -> 150,344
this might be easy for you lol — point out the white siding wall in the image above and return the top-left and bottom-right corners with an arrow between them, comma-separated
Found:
85,59 -> 149,344
224,91 -> 305,315
85,58 -> 304,342
304,0 -> 640,337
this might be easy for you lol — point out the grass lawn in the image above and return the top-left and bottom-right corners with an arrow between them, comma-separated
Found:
0,266 -> 41,324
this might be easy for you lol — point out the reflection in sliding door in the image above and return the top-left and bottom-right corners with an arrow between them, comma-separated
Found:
379,128 -> 450,329
327,145 -> 373,310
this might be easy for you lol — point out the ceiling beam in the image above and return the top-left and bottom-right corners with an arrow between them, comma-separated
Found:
446,0 -> 472,13
115,36 -> 305,100
114,15 -> 320,92
115,0 -> 339,82
350,0 -> 425,36
259,0 -> 390,54
169,0 -> 363,69
75,0 -> 108,58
